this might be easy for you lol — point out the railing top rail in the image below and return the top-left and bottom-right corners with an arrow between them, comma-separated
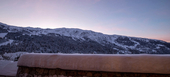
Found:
18,53 -> 170,74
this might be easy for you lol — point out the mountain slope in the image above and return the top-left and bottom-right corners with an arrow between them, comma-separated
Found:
0,22 -> 170,55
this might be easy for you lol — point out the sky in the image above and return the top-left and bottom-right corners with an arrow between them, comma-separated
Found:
0,0 -> 170,42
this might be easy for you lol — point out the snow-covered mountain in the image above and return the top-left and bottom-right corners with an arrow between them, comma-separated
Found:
0,22 -> 170,57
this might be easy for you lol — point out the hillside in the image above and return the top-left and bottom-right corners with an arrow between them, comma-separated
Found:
0,22 -> 170,57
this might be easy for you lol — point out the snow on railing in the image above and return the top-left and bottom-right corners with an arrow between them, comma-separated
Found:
15,53 -> 170,77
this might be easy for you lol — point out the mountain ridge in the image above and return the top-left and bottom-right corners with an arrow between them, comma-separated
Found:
0,22 -> 168,42
0,22 -> 170,55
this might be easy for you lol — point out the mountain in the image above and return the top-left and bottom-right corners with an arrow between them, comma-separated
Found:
0,22 -> 170,55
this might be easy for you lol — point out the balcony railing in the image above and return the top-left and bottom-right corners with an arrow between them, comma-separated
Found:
16,53 -> 170,77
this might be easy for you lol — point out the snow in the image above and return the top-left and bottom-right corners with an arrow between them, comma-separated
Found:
129,37 -> 140,48
3,52 -> 28,61
18,53 -> 170,74
157,44 -> 165,47
0,55 -> 3,60
0,60 -> 18,76
0,33 -> 7,38
0,52 -> 31,76
16,27 -> 118,44
109,36 -> 140,50
156,44 -> 165,49
156,44 -> 170,50
0,39 -> 14,46
152,50 -> 157,53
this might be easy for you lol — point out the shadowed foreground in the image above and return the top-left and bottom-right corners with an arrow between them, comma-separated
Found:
16,66 -> 170,77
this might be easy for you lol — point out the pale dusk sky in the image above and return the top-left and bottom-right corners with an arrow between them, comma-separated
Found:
0,0 -> 170,42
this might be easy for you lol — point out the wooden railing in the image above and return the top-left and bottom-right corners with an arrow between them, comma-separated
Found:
16,53 -> 170,77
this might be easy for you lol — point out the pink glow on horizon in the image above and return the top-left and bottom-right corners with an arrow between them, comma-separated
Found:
143,34 -> 170,42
